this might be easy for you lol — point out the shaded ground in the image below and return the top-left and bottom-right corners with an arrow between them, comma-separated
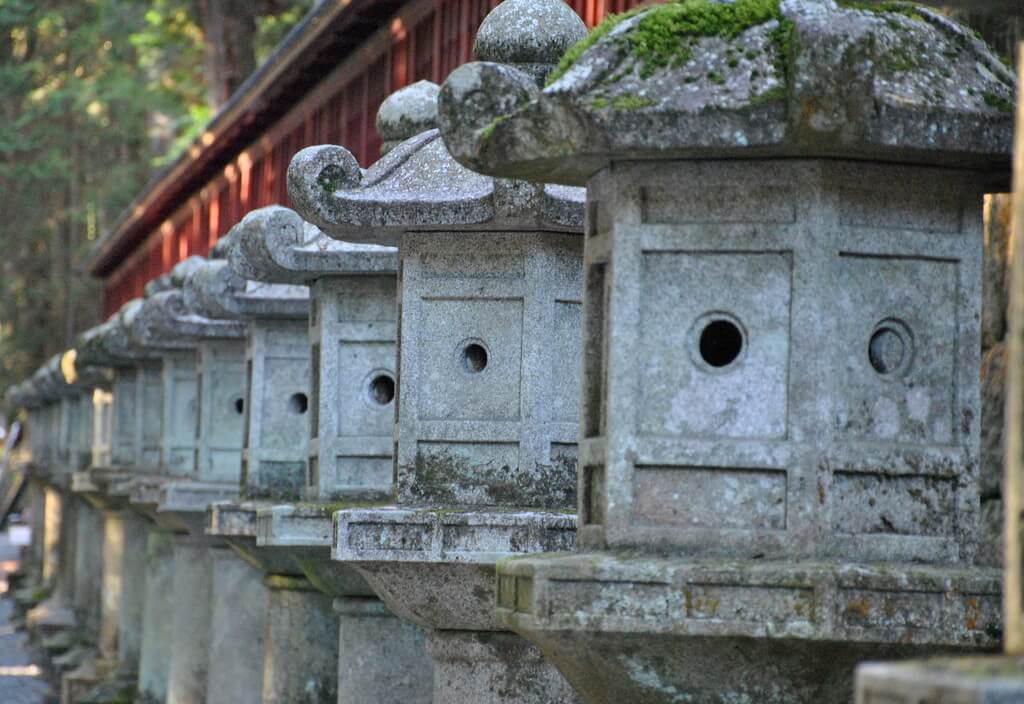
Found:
0,531 -> 51,703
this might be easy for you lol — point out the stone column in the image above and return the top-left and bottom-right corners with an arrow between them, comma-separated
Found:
335,596 -> 433,703
166,534 -> 214,704
262,575 -> 338,704
136,526 -> 175,704
228,201 -> 433,699
436,1 -> 1014,701
206,547 -> 268,704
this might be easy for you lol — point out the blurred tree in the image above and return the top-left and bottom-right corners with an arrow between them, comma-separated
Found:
0,0 -> 312,393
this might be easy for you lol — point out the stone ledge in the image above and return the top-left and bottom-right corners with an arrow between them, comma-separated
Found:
333,507 -> 576,564
856,656 -> 1024,703
496,552 -> 1001,648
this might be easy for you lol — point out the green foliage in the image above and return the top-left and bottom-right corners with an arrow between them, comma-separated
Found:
0,0 -> 310,396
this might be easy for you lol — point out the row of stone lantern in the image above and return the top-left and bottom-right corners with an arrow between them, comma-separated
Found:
3,0 -> 1017,702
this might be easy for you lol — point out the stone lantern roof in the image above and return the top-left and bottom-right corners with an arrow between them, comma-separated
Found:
125,257 -> 247,350
287,6 -> 586,246
182,257 -> 309,321
30,355 -> 64,402
76,301 -> 161,366
439,0 -> 1015,187
226,206 -> 395,286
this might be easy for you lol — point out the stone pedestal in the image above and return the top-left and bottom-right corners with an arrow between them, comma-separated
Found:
258,504 -> 433,703
428,630 -> 578,704
137,526 -> 175,704
207,547 -> 268,704
71,497 -> 103,638
335,596 -> 433,704
262,575 -> 339,704
166,534 -> 215,704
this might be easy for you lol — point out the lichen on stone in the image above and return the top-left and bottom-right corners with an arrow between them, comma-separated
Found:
548,0 -> 783,85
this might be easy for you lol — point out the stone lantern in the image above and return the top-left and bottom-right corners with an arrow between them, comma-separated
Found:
286,6 -> 588,700
227,196 -> 432,700
185,239 -> 343,704
235,83 -> 440,704
61,306 -> 163,700
121,256 -> 251,704
23,355 -> 80,643
436,0 -> 1015,701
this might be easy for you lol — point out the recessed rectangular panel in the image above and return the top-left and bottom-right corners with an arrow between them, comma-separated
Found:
420,251 -> 524,279
832,256 -> 958,445
265,324 -> 308,353
632,466 -> 787,530
335,455 -> 391,491
207,449 -> 241,482
547,581 -> 677,620
407,441 -> 525,506
416,298 -> 523,422
260,356 -> 309,449
831,471 -> 956,537
684,584 -> 814,625
642,185 -> 796,225
839,588 -> 943,630
839,187 -> 962,233
550,300 -> 582,422
638,251 -> 791,440
206,365 -> 244,448
336,340 -> 395,437
442,525 -> 533,553
346,522 -> 429,552
333,277 -> 397,322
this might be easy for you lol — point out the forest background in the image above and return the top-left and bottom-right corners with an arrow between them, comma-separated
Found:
0,0 -> 1020,393
0,0 -> 312,392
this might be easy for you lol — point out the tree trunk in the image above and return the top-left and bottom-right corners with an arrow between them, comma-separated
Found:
194,0 -> 258,110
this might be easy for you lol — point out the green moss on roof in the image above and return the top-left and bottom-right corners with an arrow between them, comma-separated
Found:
836,1 -> 928,21
547,0 -> 783,86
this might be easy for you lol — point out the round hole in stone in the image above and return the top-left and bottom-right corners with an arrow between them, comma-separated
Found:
233,397 -> 245,415
869,326 -> 906,375
699,319 -> 743,368
288,393 -> 308,415
462,343 -> 488,373
368,375 -> 395,405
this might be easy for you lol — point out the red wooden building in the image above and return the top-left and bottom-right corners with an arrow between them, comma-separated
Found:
86,0 -> 648,315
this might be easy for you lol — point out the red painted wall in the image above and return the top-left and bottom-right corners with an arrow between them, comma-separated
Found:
104,0 -> 647,314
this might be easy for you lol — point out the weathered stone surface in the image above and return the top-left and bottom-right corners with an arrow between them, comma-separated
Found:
439,0 -> 1015,186
227,205 -> 396,286
166,536 -> 215,704
206,549 -> 268,704
184,257 -> 309,321
857,657 -> 1024,704
261,576 -> 338,704
206,501 -> 304,576
499,553 -> 999,704
977,498 -> 1003,568
377,80 -> 440,155
428,630 -> 580,704
472,0 -> 585,84
137,527 -> 174,704
334,596 -> 433,704
981,341 -> 1007,499
334,509 -> 574,630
